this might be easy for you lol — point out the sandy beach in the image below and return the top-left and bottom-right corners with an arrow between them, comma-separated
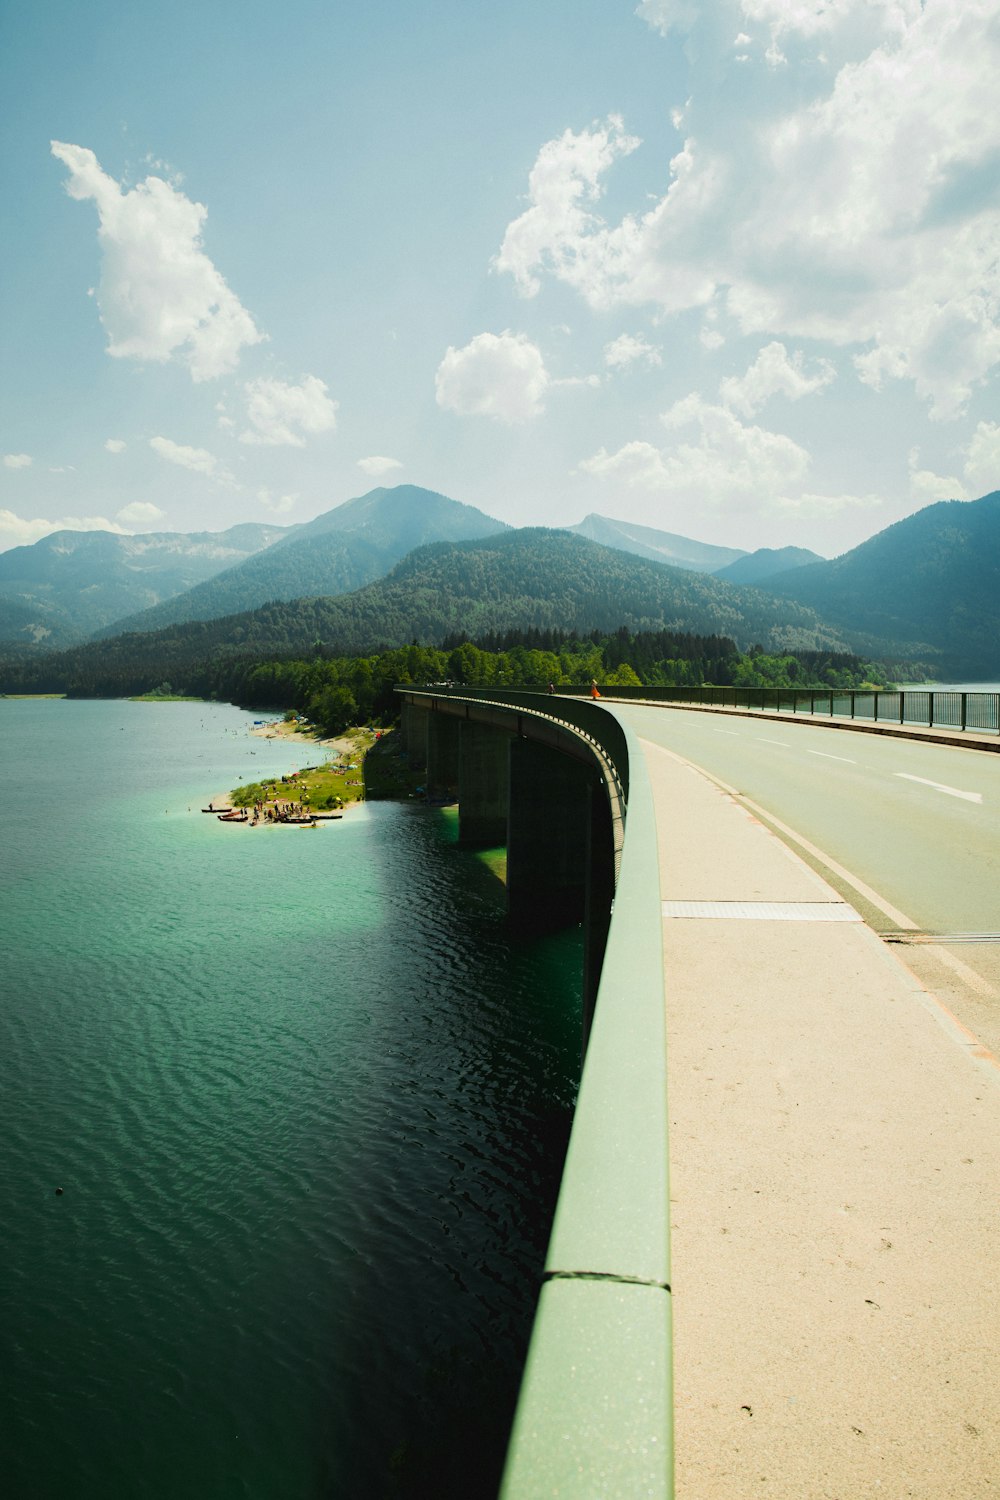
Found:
204,720 -> 375,821
248,718 -> 359,755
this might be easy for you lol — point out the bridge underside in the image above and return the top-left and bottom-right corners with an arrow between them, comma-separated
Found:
400,697 -> 616,1040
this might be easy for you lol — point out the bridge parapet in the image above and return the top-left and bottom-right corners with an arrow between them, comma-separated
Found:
396,689 -> 673,1498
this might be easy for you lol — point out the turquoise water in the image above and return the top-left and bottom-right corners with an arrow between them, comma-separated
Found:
1,700 -> 581,1498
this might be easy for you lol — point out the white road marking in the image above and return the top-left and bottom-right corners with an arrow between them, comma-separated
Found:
758,737 -> 789,747
710,727 -> 739,735
638,737 -> 1000,1067
895,773 -> 982,804
807,749 -> 856,763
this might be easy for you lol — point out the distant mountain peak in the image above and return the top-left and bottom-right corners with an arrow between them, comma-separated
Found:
566,513 -> 746,573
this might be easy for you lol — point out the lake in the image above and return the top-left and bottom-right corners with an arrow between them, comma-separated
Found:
0,699 -> 581,1499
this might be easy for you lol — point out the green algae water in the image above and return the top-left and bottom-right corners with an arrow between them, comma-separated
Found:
1,699 -> 582,1499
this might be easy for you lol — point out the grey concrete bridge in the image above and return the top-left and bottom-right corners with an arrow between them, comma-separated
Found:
397,688 -> 1000,1500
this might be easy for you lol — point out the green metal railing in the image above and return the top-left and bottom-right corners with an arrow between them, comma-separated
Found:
571,683 -> 1000,734
398,688 -> 672,1499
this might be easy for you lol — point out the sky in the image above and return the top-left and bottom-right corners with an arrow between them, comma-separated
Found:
1,0 -> 998,561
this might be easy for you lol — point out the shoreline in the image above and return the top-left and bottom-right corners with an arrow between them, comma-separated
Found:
206,719 -> 379,825
249,718 -> 360,755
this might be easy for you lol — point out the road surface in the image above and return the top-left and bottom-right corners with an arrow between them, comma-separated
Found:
617,701 -> 1000,1061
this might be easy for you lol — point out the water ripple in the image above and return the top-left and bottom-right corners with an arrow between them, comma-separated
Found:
2,703 -> 581,1500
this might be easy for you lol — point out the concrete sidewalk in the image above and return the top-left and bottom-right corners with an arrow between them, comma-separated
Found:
641,738 -> 1000,1498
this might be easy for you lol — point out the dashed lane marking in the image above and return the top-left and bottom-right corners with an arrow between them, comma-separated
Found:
895,773 -> 982,804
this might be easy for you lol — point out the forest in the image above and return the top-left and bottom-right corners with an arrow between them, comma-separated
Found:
106,627 -> 890,739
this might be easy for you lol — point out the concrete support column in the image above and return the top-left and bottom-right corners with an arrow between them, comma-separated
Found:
401,701 -> 428,770
426,712 -> 461,802
507,739 -> 594,934
458,720 -> 510,847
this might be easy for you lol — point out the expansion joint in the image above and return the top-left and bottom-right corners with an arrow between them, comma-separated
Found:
543,1269 -> 671,1293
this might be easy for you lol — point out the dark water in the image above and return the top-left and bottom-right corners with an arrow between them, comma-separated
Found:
0,700 -> 581,1499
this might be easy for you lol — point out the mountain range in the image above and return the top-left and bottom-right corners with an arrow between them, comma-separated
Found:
0,522 -> 288,649
768,491 -> 1000,676
0,528 -> 851,697
1,483 -> 998,684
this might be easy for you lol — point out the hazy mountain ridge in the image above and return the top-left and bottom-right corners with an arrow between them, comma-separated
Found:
91,485 -> 507,638
0,527 -> 852,696
4,485 -> 1000,681
567,513 -> 746,572
767,490 -> 1000,674
713,546 -> 824,585
0,522 -> 289,645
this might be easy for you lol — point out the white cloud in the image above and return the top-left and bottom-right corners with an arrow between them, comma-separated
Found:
240,375 -> 338,447
257,488 -> 298,515
4,453 -> 32,469
357,456 -> 404,477
963,421 -> 1000,494
719,341 -> 835,414
577,440 -> 674,489
635,0 -> 699,37
117,501 -> 165,526
739,0 -> 921,44
604,333 -> 663,370
494,116 -> 641,300
906,446 -> 968,503
435,331 -> 550,423
149,435 -> 227,481
51,141 -> 263,382
0,509 -> 129,550
105,438 -> 126,453
579,394 -> 811,504
909,469 -> 968,504
498,3 -> 1000,416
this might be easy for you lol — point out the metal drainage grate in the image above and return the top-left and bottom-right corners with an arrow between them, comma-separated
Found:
662,901 -> 860,922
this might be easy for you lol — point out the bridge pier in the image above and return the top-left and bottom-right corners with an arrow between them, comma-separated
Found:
507,738 -> 592,932
458,720 -> 510,847
399,700 -> 428,771
426,711 -> 461,802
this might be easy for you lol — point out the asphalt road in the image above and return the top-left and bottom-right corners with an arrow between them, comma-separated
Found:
616,701 -> 1000,1060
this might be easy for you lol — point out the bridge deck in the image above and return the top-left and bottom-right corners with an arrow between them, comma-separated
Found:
642,737 -> 1000,1498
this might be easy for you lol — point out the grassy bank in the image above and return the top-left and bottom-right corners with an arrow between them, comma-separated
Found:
230,724 -> 424,813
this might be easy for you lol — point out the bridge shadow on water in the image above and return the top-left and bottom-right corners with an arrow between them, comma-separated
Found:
317,804 -> 582,1500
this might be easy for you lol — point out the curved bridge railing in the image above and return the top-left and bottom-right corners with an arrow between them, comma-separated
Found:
397,689 -> 672,1498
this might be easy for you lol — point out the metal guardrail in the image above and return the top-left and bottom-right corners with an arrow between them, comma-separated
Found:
583,684 -> 1000,734
411,681 -> 1000,735
398,688 -> 672,1498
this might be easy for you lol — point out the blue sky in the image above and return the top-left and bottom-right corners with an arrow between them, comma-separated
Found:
2,0 -> 998,559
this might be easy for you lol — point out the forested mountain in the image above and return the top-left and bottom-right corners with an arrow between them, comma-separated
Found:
0,527 -> 853,697
96,485 -> 505,638
713,546 -> 824,585
0,523 -> 289,647
0,594 -> 72,651
566,513 -> 746,572
767,490 -> 1000,676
